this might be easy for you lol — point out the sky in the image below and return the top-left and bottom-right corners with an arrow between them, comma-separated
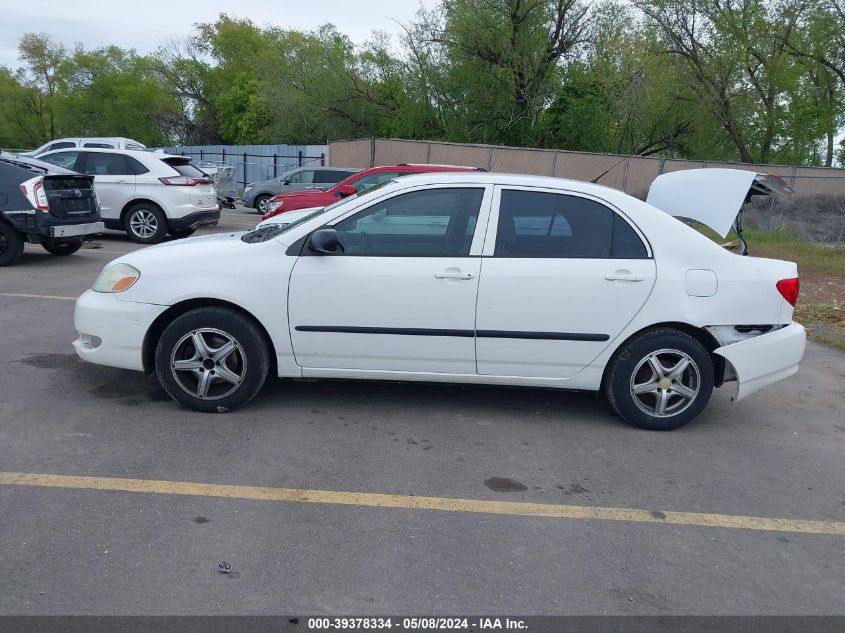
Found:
0,0 -> 436,70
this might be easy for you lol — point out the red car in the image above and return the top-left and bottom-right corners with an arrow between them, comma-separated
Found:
261,164 -> 484,221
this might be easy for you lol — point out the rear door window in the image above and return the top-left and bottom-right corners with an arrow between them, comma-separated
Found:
81,152 -> 133,176
314,170 -> 346,184
495,190 -> 647,258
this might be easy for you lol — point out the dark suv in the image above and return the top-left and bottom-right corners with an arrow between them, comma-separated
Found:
0,154 -> 103,266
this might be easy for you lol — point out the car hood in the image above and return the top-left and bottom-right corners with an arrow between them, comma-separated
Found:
257,206 -> 323,228
114,231 -> 251,265
646,168 -> 793,238
273,189 -> 333,201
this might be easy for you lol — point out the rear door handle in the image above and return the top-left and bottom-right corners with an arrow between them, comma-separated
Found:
434,271 -> 474,280
605,272 -> 644,282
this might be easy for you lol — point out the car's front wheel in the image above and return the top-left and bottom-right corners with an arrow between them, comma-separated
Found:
42,240 -> 82,256
605,328 -> 714,431
155,307 -> 271,413
125,203 -> 168,244
253,194 -> 271,214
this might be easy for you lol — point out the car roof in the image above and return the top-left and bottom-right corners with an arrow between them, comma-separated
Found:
361,164 -> 482,173
383,170 -> 618,193
39,147 -> 181,160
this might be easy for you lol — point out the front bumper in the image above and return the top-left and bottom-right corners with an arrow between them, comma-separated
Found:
73,290 -> 168,372
714,322 -> 806,402
168,209 -> 220,231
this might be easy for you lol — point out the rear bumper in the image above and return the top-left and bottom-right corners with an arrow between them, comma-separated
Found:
50,221 -> 104,238
73,290 -> 168,372
4,211 -> 103,241
714,322 -> 806,402
168,209 -> 220,230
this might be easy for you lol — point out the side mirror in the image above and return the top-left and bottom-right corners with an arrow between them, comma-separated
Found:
336,184 -> 357,198
282,179 -> 291,185
308,228 -> 340,254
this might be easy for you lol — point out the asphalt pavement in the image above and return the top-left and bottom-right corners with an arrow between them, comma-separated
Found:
0,207 -> 843,615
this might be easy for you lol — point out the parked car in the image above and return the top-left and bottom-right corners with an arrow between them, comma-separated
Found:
23,137 -> 147,157
260,164 -> 486,220
73,169 -> 805,430
36,148 -> 219,244
0,154 -> 103,266
243,167 -> 360,213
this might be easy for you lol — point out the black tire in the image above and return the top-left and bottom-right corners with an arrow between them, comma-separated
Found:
253,194 -> 271,214
124,202 -> 168,244
169,228 -> 196,239
155,307 -> 271,413
604,328 -> 714,431
42,240 -> 83,256
0,222 -> 25,267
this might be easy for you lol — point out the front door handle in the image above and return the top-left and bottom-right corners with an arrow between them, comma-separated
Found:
605,271 -> 645,282
434,270 -> 474,280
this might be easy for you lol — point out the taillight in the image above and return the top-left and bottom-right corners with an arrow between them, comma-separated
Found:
158,176 -> 211,186
20,177 -> 49,211
776,277 -> 800,306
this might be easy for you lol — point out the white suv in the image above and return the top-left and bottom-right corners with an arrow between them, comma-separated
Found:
26,137 -> 147,157
37,148 -> 220,243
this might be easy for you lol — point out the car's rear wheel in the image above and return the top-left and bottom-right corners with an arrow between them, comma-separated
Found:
605,328 -> 714,431
42,240 -> 82,256
155,307 -> 271,413
169,228 -> 196,239
0,222 -> 25,267
125,203 -> 168,244
253,194 -> 271,214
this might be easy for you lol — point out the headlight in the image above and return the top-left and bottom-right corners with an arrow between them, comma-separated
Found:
244,185 -> 253,192
92,263 -> 141,293
268,200 -> 283,212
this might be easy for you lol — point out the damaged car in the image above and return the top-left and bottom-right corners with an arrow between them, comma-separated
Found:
0,153 -> 103,266
73,170 -> 805,430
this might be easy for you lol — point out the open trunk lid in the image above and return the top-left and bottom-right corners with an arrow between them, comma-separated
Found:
646,168 -> 793,238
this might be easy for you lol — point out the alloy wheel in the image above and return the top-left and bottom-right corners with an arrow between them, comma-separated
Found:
629,348 -> 701,418
129,209 -> 159,240
170,328 -> 247,400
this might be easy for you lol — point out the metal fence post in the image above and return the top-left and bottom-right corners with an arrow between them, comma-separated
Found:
369,137 -> 376,168
426,142 -> 431,164
487,146 -> 494,171
242,152 -> 247,189
838,216 -> 845,244
200,149 -> 203,160
622,157 -> 629,192
320,153 -> 325,167
298,150 -> 303,167
273,154 -> 278,178
221,147 -> 226,163
657,159 -> 666,176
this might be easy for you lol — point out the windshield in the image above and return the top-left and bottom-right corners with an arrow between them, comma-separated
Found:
241,180 -> 394,243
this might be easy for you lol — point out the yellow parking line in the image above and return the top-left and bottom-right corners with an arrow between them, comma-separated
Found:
0,292 -> 76,301
1,471 -> 843,536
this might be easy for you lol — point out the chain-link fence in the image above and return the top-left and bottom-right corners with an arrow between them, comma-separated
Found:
328,138 -> 845,244
159,143 -> 328,192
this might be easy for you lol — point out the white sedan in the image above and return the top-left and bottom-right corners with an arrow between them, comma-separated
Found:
73,170 -> 805,430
